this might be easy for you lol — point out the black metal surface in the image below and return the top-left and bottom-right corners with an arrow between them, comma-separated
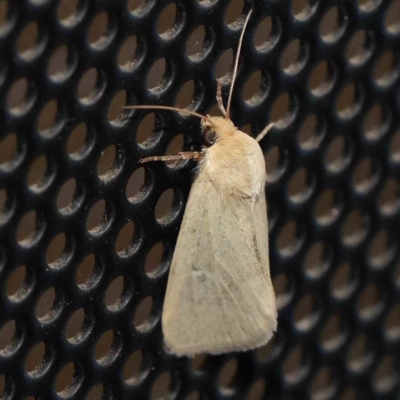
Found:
0,0 -> 400,399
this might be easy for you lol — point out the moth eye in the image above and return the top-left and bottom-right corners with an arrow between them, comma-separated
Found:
204,127 -> 216,145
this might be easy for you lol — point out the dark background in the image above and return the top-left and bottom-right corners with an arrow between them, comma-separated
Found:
0,0 -> 399,399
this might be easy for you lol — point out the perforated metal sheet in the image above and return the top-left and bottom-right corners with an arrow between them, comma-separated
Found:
0,0 -> 400,399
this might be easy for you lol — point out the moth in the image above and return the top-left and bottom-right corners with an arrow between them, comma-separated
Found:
126,10 -> 277,356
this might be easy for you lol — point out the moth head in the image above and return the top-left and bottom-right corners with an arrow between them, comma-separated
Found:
201,116 -> 236,141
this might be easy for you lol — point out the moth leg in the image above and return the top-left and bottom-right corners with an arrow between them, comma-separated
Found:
255,123 -> 274,143
216,80 -> 227,117
140,151 -> 203,164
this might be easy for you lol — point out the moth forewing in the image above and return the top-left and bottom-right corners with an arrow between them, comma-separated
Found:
162,127 -> 277,356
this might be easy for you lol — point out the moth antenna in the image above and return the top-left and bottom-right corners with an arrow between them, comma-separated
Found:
124,105 -> 214,125
225,9 -> 253,119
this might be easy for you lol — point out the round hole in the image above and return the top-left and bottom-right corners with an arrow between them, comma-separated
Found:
308,60 -> 335,97
75,254 -> 101,290
105,275 -> 130,312
36,287 -> 61,323
292,0 -> 317,21
87,12 -> 115,50
86,199 -> 112,236
175,80 -> 196,109
48,45 -> 76,83
165,134 -> 186,169
136,112 -> 161,147
46,232 -> 71,270
265,146 -> 287,183
107,89 -> 127,125
27,155 -> 53,192
314,188 -> 341,226
385,303 -> 400,341
282,345 -> 310,385
126,167 -> 148,203
57,0 -> 86,27
95,330 -> 120,366
225,0 -> 244,26
218,358 -> 238,394
293,293 -> 320,333
242,70 -> 268,106
147,58 -> 169,93
357,0 -> 382,12
57,178 -> 82,215
7,77 -> 35,117
362,103 -> 389,142
297,114 -> 325,152
368,229 -> 395,270
373,355 -> 398,394
270,92 -> 296,128
346,29 -> 374,67
17,210 -> 43,248
310,367 -> 337,400
128,0 -> 153,16
6,265 -> 32,302
273,273 -> 293,310
320,314 -> 346,353
118,35 -> 142,72
373,50 -> 399,88
346,334 -> 374,374
0,133 -> 24,172
144,242 -> 167,277
37,99 -> 64,138
65,308 -> 90,344
17,20 -> 46,62
319,6 -> 347,43
379,178 -> 400,216
216,49 -> 234,83
85,384 -> 104,400
281,39 -> 307,76
0,0 -> 16,38
77,67 -> 105,105
25,341 -> 50,378
330,262 -> 358,301
191,354 -> 207,371
123,350 -> 151,386
390,129 -> 400,164
56,362 -> 81,398
303,242 -> 330,280
186,25 -> 209,61
0,189 -> 13,226
277,220 -> 303,258
151,371 -> 174,400
157,3 -> 178,39
0,320 -> 21,357
155,189 -> 180,225
246,379 -> 266,400
324,135 -> 352,174
385,0 -> 400,35
97,145 -> 123,181
336,82 -> 363,120
341,209 -> 369,247
134,296 -> 157,332
67,123 -> 93,160
115,221 -> 138,256
254,16 -> 280,52
256,334 -> 283,362
287,167 -> 314,204
357,283 -> 384,322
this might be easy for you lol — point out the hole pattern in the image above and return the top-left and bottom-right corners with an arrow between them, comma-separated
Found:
0,0 -> 399,399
